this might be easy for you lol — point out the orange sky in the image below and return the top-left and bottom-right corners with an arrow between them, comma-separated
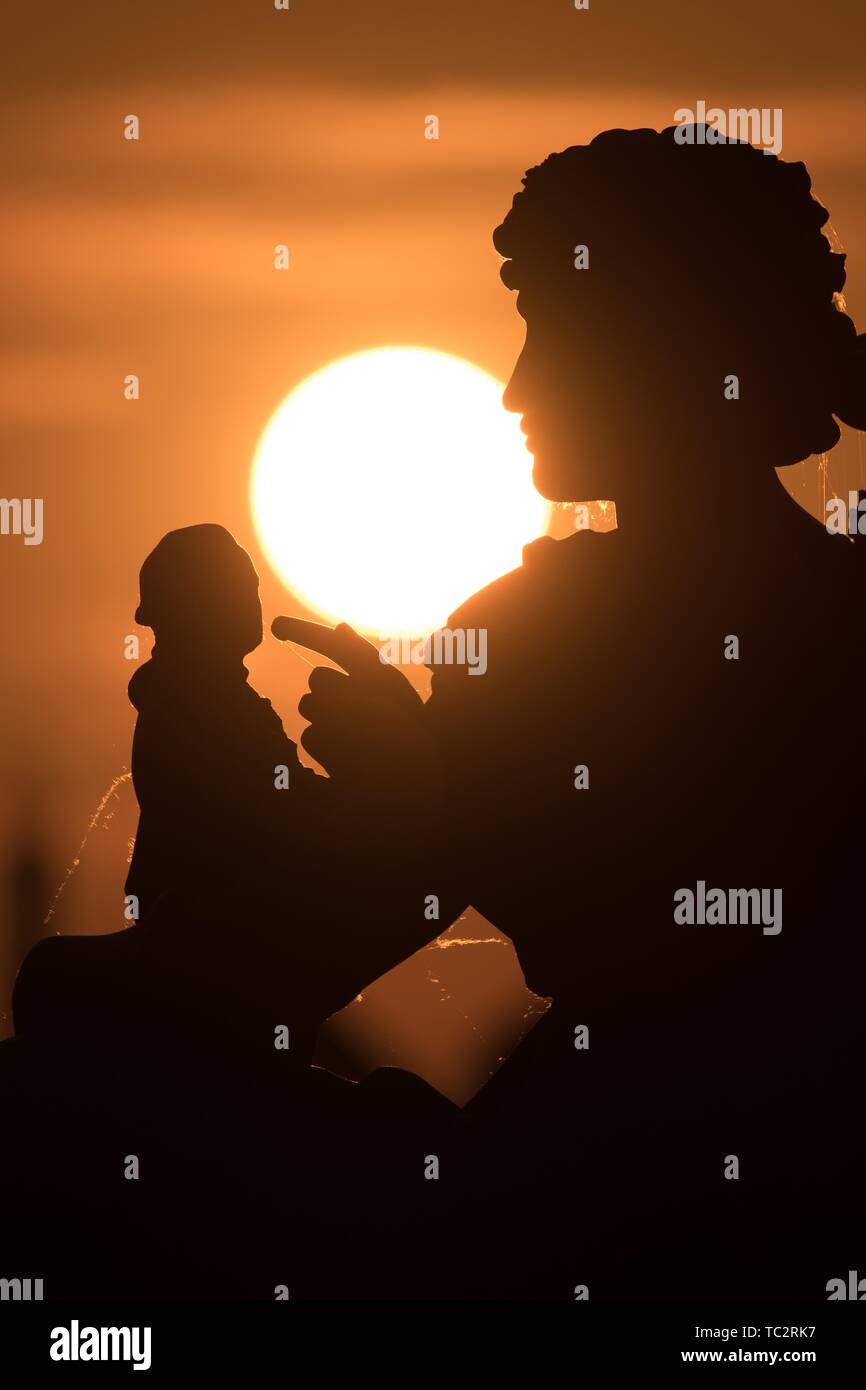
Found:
2,0 -> 865,1075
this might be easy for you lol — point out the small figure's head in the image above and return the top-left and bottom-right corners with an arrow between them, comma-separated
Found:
136,524 -> 263,661
494,126 -> 866,510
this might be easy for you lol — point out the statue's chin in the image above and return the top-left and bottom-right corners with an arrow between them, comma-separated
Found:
533,455 -> 594,507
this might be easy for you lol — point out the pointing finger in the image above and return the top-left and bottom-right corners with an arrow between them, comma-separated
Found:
271,616 -> 382,676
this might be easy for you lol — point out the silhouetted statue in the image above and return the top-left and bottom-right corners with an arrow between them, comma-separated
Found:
13,526 -> 325,1061
288,126 -> 866,1297
126,524 -> 317,918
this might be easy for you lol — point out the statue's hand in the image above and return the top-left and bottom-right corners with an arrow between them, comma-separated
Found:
272,617 -> 426,783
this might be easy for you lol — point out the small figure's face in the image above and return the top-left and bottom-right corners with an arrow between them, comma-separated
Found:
227,573 -> 264,657
176,566 -> 263,659
139,527 -> 266,659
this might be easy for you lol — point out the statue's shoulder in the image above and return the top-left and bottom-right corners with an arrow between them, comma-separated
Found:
430,530 -> 606,698
448,529 -> 602,632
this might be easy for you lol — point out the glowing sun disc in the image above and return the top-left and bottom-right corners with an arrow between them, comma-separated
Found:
251,346 -> 549,635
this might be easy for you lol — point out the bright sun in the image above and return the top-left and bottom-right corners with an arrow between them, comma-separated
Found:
251,346 -> 549,636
